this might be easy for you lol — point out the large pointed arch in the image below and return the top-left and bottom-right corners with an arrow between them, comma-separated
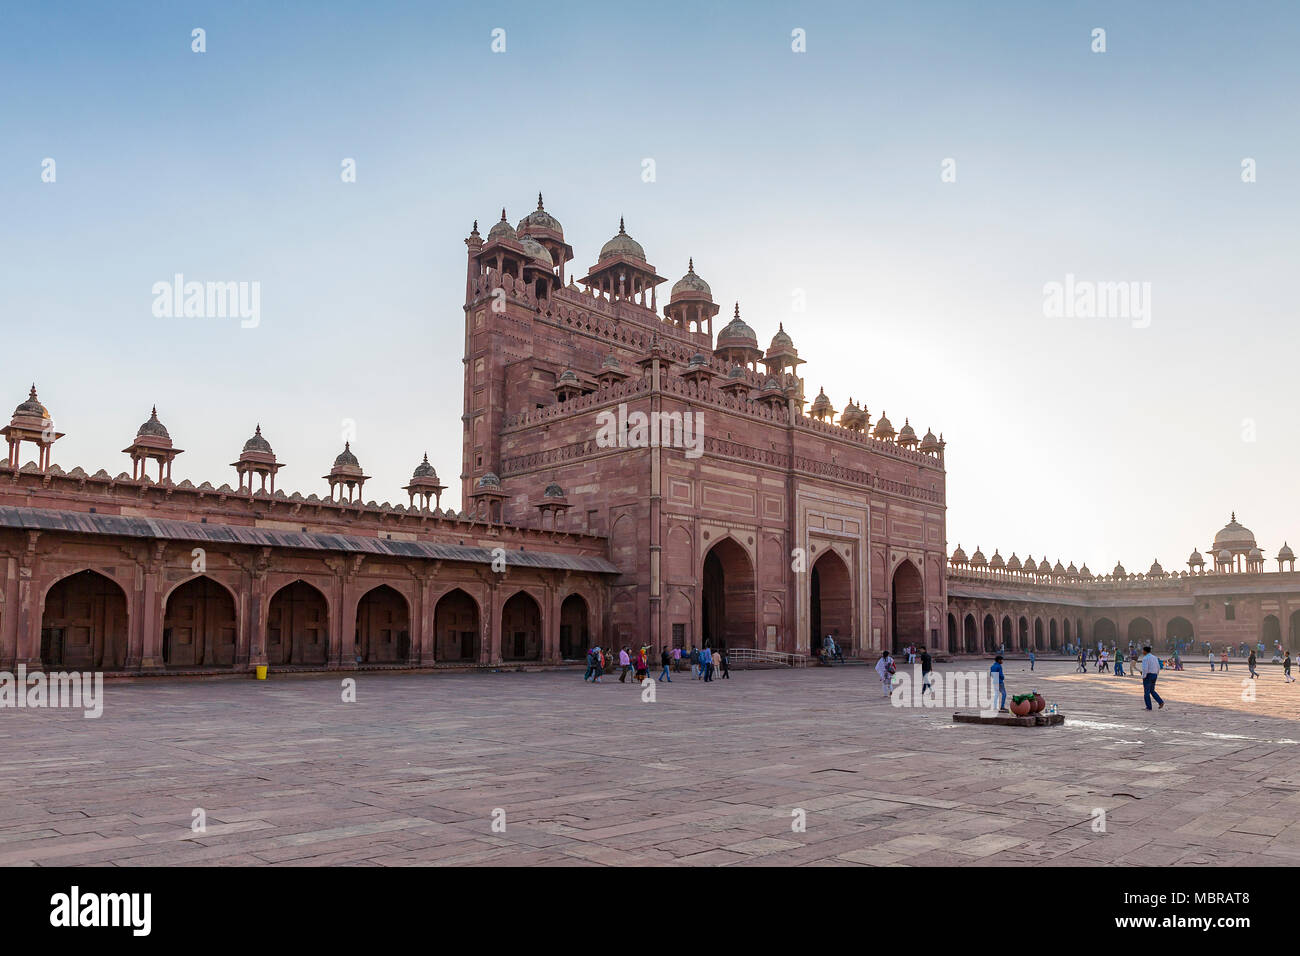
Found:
890,560 -> 924,653
267,580 -> 330,666
502,590 -> 543,661
560,593 -> 591,660
163,575 -> 237,668
356,584 -> 410,663
435,588 -> 480,662
811,548 -> 853,655
703,536 -> 756,650
41,569 -> 129,670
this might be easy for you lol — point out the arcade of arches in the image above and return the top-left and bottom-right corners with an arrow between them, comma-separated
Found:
22,552 -> 605,672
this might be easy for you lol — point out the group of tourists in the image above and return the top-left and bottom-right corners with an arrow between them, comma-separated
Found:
582,644 -> 730,683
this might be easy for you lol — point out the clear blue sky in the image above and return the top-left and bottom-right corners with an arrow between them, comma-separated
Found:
3,0 -> 1298,570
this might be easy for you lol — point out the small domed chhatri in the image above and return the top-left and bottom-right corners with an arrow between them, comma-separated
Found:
969,546 -> 988,568
919,427 -> 940,455
872,411 -> 896,442
3,384 -> 64,472
123,406 -> 183,484
517,235 -> 554,267
324,441 -> 369,504
950,543 -> 969,565
988,549 -> 1004,570
231,424 -> 283,495
1006,553 -> 1022,572
898,419 -> 918,449
1279,542 -> 1297,572
810,386 -> 834,422
403,453 -> 447,512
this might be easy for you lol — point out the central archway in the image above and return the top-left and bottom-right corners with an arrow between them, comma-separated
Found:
267,581 -> 329,666
890,560 -> 924,653
810,550 -> 852,655
702,537 -> 756,651
163,576 -> 236,668
435,589 -> 480,662
42,570 -> 129,670
502,591 -> 542,661
1093,617 -> 1117,646
356,585 -> 410,663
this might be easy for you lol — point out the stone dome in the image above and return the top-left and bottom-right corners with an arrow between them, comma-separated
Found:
920,428 -> 940,453
769,323 -> 794,351
1213,513 -> 1256,552
898,419 -> 917,443
137,407 -> 170,440
412,453 -> 437,479
13,385 -> 49,420
1113,561 -> 1127,577
1067,561 -> 1079,575
872,412 -> 896,440
726,364 -> 747,380
670,259 -> 712,301
1148,559 -> 1164,576
1023,554 -> 1036,573
1249,547 -> 1264,561
988,549 -> 1004,570
599,218 -> 645,261
950,544 -> 968,564
1279,542 -> 1295,561
687,353 -> 709,368
477,472 -> 501,489
1218,548 -> 1232,563
517,193 -> 562,235
1006,553 -> 1022,571
810,387 -> 833,416
1038,557 -> 1051,573
1053,559 -> 1066,575
518,235 -> 554,266
1188,548 -> 1204,566
487,209 -> 516,241
602,353 -> 623,369
716,305 -> 758,349
558,368 -> 579,383
1079,563 -> 1093,579
242,424 -> 272,454
333,442 -> 360,469
763,377 -> 782,391
970,546 -> 987,567
543,482 -> 565,498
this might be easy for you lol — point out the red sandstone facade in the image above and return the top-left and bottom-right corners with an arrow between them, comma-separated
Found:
461,198 -> 949,657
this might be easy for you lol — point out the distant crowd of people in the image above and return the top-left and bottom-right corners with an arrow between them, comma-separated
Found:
581,644 -> 730,683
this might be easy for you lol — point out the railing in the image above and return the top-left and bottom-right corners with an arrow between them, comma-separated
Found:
726,647 -> 808,668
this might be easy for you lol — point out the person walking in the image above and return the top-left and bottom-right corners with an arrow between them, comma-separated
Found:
1098,649 -> 1110,673
1140,645 -> 1164,710
618,646 -> 632,683
1219,650 -> 1229,672
672,646 -> 682,673
823,635 -> 837,666
876,651 -> 895,698
689,646 -> 700,679
701,645 -> 714,682
1113,648 -> 1125,677
1209,650 -> 1217,671
1248,650 -> 1258,680
658,646 -> 672,682
720,649 -> 731,679
1285,650 -> 1295,684
990,655 -> 1008,712
584,645 -> 598,682
590,646 -> 604,683
1075,649 -> 1087,674
1028,649 -> 1036,672
920,647 -> 934,696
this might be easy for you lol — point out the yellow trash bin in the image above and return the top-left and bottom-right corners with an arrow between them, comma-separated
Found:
255,665 -> 268,680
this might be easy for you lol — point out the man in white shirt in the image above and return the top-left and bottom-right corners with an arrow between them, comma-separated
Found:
1140,645 -> 1165,710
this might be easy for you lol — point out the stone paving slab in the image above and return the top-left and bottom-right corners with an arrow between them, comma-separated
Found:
3,661 -> 1300,865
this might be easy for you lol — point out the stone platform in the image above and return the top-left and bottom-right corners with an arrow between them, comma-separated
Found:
953,711 -> 1065,727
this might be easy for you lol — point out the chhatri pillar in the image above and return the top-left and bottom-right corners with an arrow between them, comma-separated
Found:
122,407 -> 183,483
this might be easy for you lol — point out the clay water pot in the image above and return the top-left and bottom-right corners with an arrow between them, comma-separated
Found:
1010,699 -> 1033,717
1031,694 -> 1046,713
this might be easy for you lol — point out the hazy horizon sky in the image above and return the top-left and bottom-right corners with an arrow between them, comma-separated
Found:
4,1 -> 1298,571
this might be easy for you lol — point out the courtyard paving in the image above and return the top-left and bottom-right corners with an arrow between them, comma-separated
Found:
2,659 -> 1299,866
